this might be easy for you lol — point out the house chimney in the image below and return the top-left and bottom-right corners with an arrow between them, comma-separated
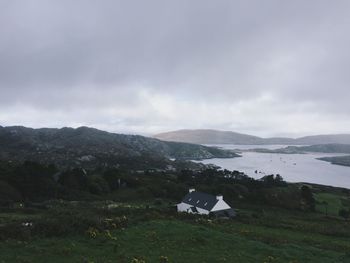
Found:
189,188 -> 195,193
216,195 -> 223,201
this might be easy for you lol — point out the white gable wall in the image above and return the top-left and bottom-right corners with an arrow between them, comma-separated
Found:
177,202 -> 192,212
210,199 -> 231,212
177,202 -> 210,215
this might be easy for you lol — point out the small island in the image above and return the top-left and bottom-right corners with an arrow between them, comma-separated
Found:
243,144 -> 350,155
318,155 -> 350,167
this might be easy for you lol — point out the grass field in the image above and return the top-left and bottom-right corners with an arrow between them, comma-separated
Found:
1,201 -> 350,263
1,219 -> 350,263
315,192 -> 348,216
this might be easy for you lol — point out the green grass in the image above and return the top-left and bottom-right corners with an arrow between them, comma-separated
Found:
0,212 -> 40,225
315,193 -> 345,216
1,219 -> 350,263
1,197 -> 350,263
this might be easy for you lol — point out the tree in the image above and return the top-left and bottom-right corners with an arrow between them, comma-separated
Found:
87,175 -> 110,195
321,201 -> 328,216
260,174 -> 286,187
0,180 -> 22,202
339,209 -> 350,221
58,168 -> 88,191
300,185 -> 315,211
9,161 -> 57,201
103,169 -> 123,191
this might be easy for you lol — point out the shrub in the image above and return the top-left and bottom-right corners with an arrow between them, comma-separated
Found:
87,175 -> 110,195
339,208 -> 350,220
0,180 -> 22,202
159,256 -> 169,263
0,223 -> 32,240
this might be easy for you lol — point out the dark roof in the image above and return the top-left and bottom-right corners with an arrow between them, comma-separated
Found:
181,191 -> 218,211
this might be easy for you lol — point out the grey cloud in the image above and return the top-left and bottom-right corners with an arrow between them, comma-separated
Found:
0,0 -> 350,136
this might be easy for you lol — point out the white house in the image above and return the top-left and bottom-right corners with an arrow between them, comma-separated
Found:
177,189 -> 235,218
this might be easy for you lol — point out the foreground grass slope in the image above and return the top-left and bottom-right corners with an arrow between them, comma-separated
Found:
1,201 -> 350,263
1,219 -> 349,263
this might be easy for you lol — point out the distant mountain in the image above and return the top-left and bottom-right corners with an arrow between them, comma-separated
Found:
154,129 -> 263,145
293,134 -> 350,145
154,129 -> 350,145
0,126 -> 238,169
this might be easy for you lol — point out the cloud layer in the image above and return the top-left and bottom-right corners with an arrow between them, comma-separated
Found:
1,0 -> 350,137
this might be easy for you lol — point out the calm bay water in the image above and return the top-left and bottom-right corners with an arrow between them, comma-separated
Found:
197,145 -> 350,189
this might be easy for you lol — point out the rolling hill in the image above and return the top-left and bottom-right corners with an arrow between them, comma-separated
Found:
154,129 -> 350,145
154,129 -> 263,144
0,126 -> 238,169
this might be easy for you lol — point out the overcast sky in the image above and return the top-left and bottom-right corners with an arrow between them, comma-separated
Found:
1,0 -> 350,137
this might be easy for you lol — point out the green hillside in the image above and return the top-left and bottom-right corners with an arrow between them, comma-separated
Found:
0,126 -> 238,169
